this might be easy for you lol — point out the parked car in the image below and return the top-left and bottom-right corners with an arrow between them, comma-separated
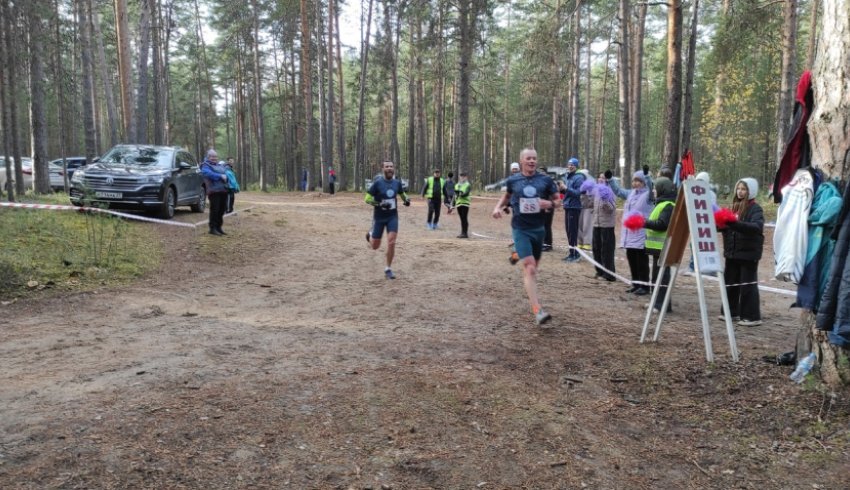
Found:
0,156 -> 34,192
48,157 -> 88,191
69,145 -> 206,219
364,176 -> 409,192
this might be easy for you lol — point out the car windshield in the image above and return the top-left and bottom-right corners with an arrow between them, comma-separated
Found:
99,147 -> 172,169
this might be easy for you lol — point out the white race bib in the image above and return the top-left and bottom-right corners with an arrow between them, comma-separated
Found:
381,198 -> 397,210
519,197 -> 540,214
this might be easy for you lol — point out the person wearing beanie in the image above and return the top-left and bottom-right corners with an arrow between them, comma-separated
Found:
618,170 -> 654,295
643,177 -> 677,313
559,157 -> 585,262
719,178 -> 764,326
510,162 -> 520,174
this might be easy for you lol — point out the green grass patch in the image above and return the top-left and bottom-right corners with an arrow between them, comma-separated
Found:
0,195 -> 160,299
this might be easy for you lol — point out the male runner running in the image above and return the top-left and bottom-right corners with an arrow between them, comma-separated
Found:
492,148 -> 561,325
365,160 -> 411,279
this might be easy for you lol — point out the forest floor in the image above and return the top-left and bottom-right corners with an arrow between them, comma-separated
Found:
1,191 -> 848,489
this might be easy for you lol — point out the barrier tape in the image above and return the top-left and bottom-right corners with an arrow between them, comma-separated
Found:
0,201 -> 256,230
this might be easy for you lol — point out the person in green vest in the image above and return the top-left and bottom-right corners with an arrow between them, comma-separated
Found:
454,172 -> 472,238
643,177 -> 676,313
421,168 -> 446,230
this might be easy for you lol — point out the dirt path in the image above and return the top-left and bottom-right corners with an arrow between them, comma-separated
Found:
1,192 -> 847,489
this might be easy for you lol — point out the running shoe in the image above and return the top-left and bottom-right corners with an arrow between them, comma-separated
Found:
509,252 -> 520,265
535,309 -> 552,326
385,269 -> 396,280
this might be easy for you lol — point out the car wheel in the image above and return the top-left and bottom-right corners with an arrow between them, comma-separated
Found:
190,186 -> 206,213
158,186 -> 176,219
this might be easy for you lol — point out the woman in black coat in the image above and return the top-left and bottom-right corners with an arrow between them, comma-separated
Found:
721,178 -> 765,326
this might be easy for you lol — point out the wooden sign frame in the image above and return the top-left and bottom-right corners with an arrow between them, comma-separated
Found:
640,177 -> 739,362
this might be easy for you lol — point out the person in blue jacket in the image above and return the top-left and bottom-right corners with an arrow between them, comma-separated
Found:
559,157 -> 586,262
200,149 -> 229,236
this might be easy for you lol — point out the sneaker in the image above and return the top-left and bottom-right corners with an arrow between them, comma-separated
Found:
717,315 -> 740,321
737,319 -> 762,327
509,252 -> 520,265
457,234 -> 469,239
385,269 -> 396,280
626,286 -> 638,293
632,287 -> 649,296
535,309 -> 552,326
426,223 -> 433,230
209,229 -> 223,236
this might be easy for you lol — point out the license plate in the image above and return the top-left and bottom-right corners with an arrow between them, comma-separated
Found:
95,191 -> 122,199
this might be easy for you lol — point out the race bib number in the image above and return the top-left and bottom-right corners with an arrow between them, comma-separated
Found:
381,199 -> 396,210
519,197 -> 540,214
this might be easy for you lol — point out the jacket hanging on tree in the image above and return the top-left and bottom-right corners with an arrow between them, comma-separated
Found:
774,168 -> 816,283
774,71 -> 813,203
796,180 -> 843,311
816,179 -> 850,347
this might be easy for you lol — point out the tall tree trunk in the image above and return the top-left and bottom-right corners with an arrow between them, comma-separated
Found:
407,23 -> 416,190
316,0 -> 327,192
630,2 -> 647,169
456,0 -> 478,172
52,0 -> 70,192
354,0 -> 374,190
662,0 -> 683,169
326,0 -> 335,185
136,0 -> 151,144
301,0 -> 316,190
27,0 -> 50,193
616,0 -> 632,179
583,3 -> 592,168
162,0 -> 173,145
78,0 -> 97,163
433,1 -> 444,169
92,9 -> 119,147
502,2 -> 512,176
152,0 -> 164,145
568,0 -> 581,158
334,0 -> 347,189
805,0 -> 850,387
251,0 -> 268,190
552,96 -> 561,164
0,0 -> 15,200
193,0 -> 214,150
114,0 -> 135,142
595,37 -> 612,174
776,0 -> 799,167
805,0 -> 819,70
680,0 -> 699,154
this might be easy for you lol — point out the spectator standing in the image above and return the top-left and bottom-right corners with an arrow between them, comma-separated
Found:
613,170 -> 654,296
421,168 -> 446,229
328,166 -> 337,195
223,157 -> 240,214
454,172 -> 471,238
643,177 -> 677,312
577,168 -> 594,251
444,171 -> 456,214
719,178 -> 765,326
591,173 -> 617,281
560,157 -> 586,262
200,149 -> 229,236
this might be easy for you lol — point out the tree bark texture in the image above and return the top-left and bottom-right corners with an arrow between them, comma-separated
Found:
252,0 -> 268,190
807,0 -> 850,386
27,0 -> 50,193
300,0 -> 315,190
568,0 -> 581,159
630,3 -> 647,168
136,0 -> 152,144
78,0 -> 97,163
680,0 -> 699,154
114,0 -> 135,142
354,0 -> 374,191
662,0 -> 683,170
776,0 -> 799,168
617,0 -> 632,179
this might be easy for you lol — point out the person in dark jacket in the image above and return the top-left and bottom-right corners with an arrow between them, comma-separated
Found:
224,157 -> 239,214
720,178 -> 765,326
200,149 -> 229,236
644,177 -> 676,312
559,157 -> 586,262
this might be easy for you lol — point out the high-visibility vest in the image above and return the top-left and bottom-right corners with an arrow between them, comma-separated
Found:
454,181 -> 471,206
423,177 -> 445,199
645,201 -> 674,251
